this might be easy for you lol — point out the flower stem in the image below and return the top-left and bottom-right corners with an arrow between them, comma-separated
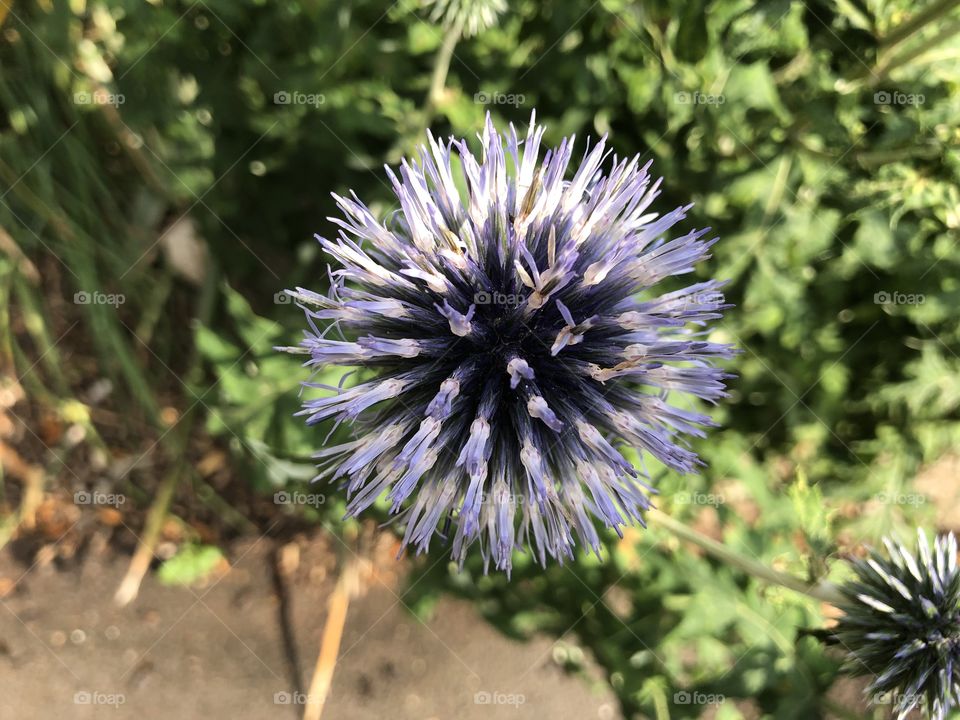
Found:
425,16 -> 464,117
879,0 -> 960,55
391,17 -> 466,163
836,0 -> 960,90
874,16 -> 960,83
647,508 -> 844,605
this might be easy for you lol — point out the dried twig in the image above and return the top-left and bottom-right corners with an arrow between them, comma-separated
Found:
302,555 -> 360,720
113,460 -> 181,606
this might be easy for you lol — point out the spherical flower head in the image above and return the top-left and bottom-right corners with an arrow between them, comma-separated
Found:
284,112 -> 735,573
833,530 -> 960,719
423,0 -> 506,36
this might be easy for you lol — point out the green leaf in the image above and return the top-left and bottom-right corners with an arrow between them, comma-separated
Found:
852,209 -> 896,269
723,62 -> 790,121
222,282 -> 283,349
157,544 -> 225,586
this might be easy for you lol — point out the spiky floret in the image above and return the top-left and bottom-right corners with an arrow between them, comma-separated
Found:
283,113 -> 735,573
833,531 -> 960,719
423,0 -> 506,36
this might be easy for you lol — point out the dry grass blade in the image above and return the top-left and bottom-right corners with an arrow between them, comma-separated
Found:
113,464 -> 181,606
302,555 -> 360,720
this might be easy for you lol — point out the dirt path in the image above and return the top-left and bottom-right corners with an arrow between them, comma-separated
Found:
0,535 -> 618,719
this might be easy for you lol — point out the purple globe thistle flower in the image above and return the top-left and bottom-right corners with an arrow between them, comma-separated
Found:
832,531 -> 960,719
282,113 -> 735,573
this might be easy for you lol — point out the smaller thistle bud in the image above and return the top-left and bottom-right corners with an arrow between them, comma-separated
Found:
423,0 -> 506,37
832,530 -> 960,720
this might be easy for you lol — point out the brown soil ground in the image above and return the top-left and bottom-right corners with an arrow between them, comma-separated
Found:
0,533 -> 618,720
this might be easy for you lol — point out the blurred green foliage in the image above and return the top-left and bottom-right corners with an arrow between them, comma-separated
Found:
3,0 -> 960,717
157,542 -> 225,586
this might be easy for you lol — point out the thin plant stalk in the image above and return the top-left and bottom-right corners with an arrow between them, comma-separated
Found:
879,0 -> 960,55
114,263 -> 220,606
647,508 -> 844,605
873,17 -> 960,83
427,15 -> 465,113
